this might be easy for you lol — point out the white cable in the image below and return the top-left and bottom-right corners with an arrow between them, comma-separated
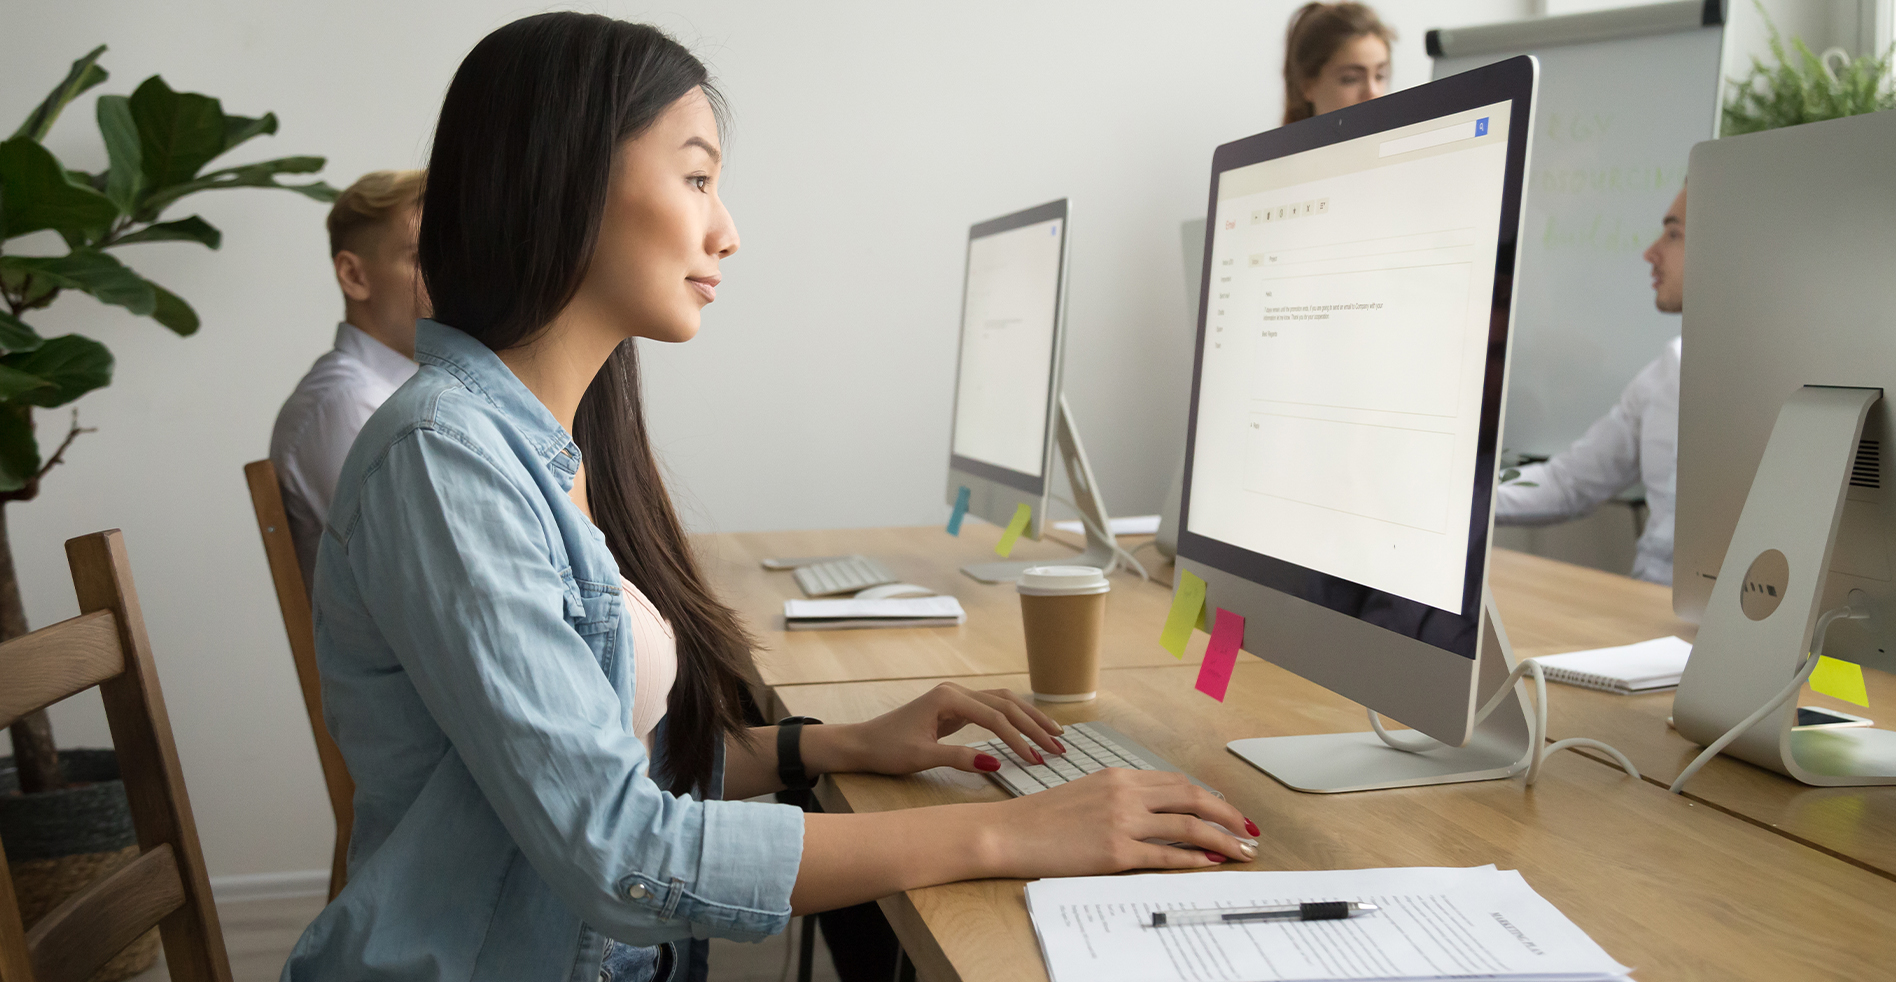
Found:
1048,494 -> 1151,582
1368,658 -> 1639,788
1667,604 -> 1865,795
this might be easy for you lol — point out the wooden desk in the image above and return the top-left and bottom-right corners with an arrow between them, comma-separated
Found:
776,664 -> 1896,982
1488,549 -> 1896,878
697,524 -> 1198,687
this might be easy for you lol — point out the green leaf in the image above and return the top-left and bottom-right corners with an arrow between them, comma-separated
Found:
5,334 -> 113,408
128,75 -> 227,191
110,214 -> 221,249
0,311 -> 44,354
222,112 -> 278,152
0,405 -> 38,493
287,181 -> 341,204
96,94 -> 143,214
14,45 -> 109,142
137,156 -> 330,219
146,280 -> 199,336
0,250 -> 156,316
0,363 -> 54,401
0,136 -> 119,242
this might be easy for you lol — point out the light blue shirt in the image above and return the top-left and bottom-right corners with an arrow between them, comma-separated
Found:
283,320 -> 804,982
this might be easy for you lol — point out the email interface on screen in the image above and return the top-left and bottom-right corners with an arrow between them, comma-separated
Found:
1188,103 -> 1511,614
951,217 -> 1064,479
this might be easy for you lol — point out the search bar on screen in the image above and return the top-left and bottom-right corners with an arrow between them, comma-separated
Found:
1378,117 -> 1489,158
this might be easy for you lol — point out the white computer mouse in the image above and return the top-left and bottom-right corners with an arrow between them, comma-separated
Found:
855,583 -> 936,599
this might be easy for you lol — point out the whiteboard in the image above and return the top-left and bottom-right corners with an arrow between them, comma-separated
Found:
1432,2 -> 1723,455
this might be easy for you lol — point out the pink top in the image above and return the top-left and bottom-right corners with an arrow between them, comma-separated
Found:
619,576 -> 677,755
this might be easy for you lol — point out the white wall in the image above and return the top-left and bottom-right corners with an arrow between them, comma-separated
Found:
5,0 -> 1529,879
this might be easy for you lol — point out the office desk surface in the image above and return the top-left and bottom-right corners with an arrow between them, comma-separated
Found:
776,664 -> 1896,982
698,524 -> 1196,687
1488,550 -> 1896,878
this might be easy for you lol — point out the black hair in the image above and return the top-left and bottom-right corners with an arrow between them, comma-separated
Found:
420,12 -> 754,795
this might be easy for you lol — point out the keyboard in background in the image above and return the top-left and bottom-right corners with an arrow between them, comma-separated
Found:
792,554 -> 899,597
972,721 -> 1222,798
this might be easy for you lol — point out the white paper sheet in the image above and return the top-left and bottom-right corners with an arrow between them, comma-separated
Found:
782,596 -> 965,621
1025,866 -> 1631,982
1053,514 -> 1163,535
1533,636 -> 1693,692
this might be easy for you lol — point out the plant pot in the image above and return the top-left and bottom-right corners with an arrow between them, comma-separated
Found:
0,749 -> 161,982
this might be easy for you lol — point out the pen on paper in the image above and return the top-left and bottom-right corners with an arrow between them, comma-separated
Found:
1149,901 -> 1379,927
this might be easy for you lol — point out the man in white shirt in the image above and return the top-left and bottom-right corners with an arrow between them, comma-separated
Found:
271,170 -> 429,590
1497,186 -> 1686,585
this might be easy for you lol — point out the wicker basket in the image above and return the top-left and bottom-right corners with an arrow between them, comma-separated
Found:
1,750 -> 162,982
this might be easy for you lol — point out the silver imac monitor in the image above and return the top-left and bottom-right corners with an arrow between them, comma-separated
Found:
945,200 -> 1121,583
1174,56 -> 1538,792
1670,109 -> 1896,786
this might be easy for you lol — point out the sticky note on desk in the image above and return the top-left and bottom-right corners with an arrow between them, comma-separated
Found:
1160,570 -> 1207,659
1810,655 -> 1869,706
995,502 -> 1031,557
947,486 -> 971,536
1195,608 -> 1243,701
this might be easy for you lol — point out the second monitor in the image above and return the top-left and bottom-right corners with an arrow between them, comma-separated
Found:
945,199 -> 1123,583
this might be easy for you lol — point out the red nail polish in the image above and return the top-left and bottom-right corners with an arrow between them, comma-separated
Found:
1052,738 -> 1066,754
1031,749 -> 1045,765
974,753 -> 1001,772
1244,818 -> 1260,837
1205,852 -> 1228,863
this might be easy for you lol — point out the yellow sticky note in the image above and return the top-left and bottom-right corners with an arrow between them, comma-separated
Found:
995,503 -> 1032,557
1160,570 -> 1208,658
1810,655 -> 1870,707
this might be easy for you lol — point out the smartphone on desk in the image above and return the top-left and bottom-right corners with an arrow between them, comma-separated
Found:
1795,706 -> 1874,730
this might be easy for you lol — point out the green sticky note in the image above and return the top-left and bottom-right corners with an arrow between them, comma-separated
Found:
1810,655 -> 1870,707
1160,570 -> 1208,659
995,502 -> 1032,557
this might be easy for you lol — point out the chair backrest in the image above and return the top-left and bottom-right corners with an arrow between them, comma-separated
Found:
0,530 -> 233,982
242,460 -> 353,900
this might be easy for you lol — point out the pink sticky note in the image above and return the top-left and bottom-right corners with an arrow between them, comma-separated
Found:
1195,608 -> 1244,702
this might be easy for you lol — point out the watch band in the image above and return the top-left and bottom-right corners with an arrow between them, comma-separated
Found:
776,716 -> 823,791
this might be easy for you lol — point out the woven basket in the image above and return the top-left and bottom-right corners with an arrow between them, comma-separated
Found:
1,750 -> 162,982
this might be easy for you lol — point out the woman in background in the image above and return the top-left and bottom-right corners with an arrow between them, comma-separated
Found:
284,12 -> 1258,982
1283,2 -> 1397,125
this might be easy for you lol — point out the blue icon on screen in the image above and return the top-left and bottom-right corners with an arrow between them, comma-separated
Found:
1475,117 -> 1489,136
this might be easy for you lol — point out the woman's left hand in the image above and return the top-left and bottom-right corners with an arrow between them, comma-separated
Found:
809,682 -> 1068,778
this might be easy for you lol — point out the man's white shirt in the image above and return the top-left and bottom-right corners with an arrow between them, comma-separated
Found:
1496,336 -> 1680,585
270,322 -> 418,591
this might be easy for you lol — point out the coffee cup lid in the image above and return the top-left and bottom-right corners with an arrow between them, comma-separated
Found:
1016,565 -> 1110,596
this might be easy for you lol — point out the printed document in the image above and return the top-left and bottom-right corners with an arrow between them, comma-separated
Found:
1025,865 -> 1631,982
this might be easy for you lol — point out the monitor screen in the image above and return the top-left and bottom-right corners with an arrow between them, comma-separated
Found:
1185,102 -> 1514,626
950,203 -> 1067,487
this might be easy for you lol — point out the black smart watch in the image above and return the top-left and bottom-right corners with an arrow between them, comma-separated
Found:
776,716 -> 824,791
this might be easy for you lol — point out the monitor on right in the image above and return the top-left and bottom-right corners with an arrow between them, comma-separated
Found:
1175,56 -> 1537,793
1670,109 -> 1896,786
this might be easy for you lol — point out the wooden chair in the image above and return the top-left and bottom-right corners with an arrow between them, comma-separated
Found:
0,530 -> 233,982
243,460 -> 353,901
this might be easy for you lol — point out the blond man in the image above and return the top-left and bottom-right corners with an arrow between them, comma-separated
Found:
270,170 -> 430,590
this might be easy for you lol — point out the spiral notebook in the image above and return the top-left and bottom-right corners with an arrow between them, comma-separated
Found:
1533,636 -> 1693,694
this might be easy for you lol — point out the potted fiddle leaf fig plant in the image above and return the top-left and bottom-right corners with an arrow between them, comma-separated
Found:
0,45 -> 336,981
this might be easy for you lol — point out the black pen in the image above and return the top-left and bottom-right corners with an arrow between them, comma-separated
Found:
1150,901 -> 1379,927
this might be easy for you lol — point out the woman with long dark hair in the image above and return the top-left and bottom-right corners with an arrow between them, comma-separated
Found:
284,13 -> 1256,982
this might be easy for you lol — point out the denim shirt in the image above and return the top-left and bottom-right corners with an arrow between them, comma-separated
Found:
282,320 -> 804,982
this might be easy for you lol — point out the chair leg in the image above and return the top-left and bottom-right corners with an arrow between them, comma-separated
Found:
798,914 -> 816,982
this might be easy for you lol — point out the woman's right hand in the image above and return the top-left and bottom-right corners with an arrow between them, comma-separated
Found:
980,769 -> 1261,878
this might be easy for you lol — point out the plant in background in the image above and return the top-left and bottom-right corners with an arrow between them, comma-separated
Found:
1722,2 -> 1896,135
1,46 -> 337,793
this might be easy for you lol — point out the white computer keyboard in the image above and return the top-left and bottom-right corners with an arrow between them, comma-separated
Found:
972,720 -> 1222,798
792,554 -> 898,597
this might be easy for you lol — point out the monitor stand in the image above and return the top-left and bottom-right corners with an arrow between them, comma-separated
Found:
1227,588 -> 1536,793
961,394 -> 1121,583
1674,385 -> 1896,787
